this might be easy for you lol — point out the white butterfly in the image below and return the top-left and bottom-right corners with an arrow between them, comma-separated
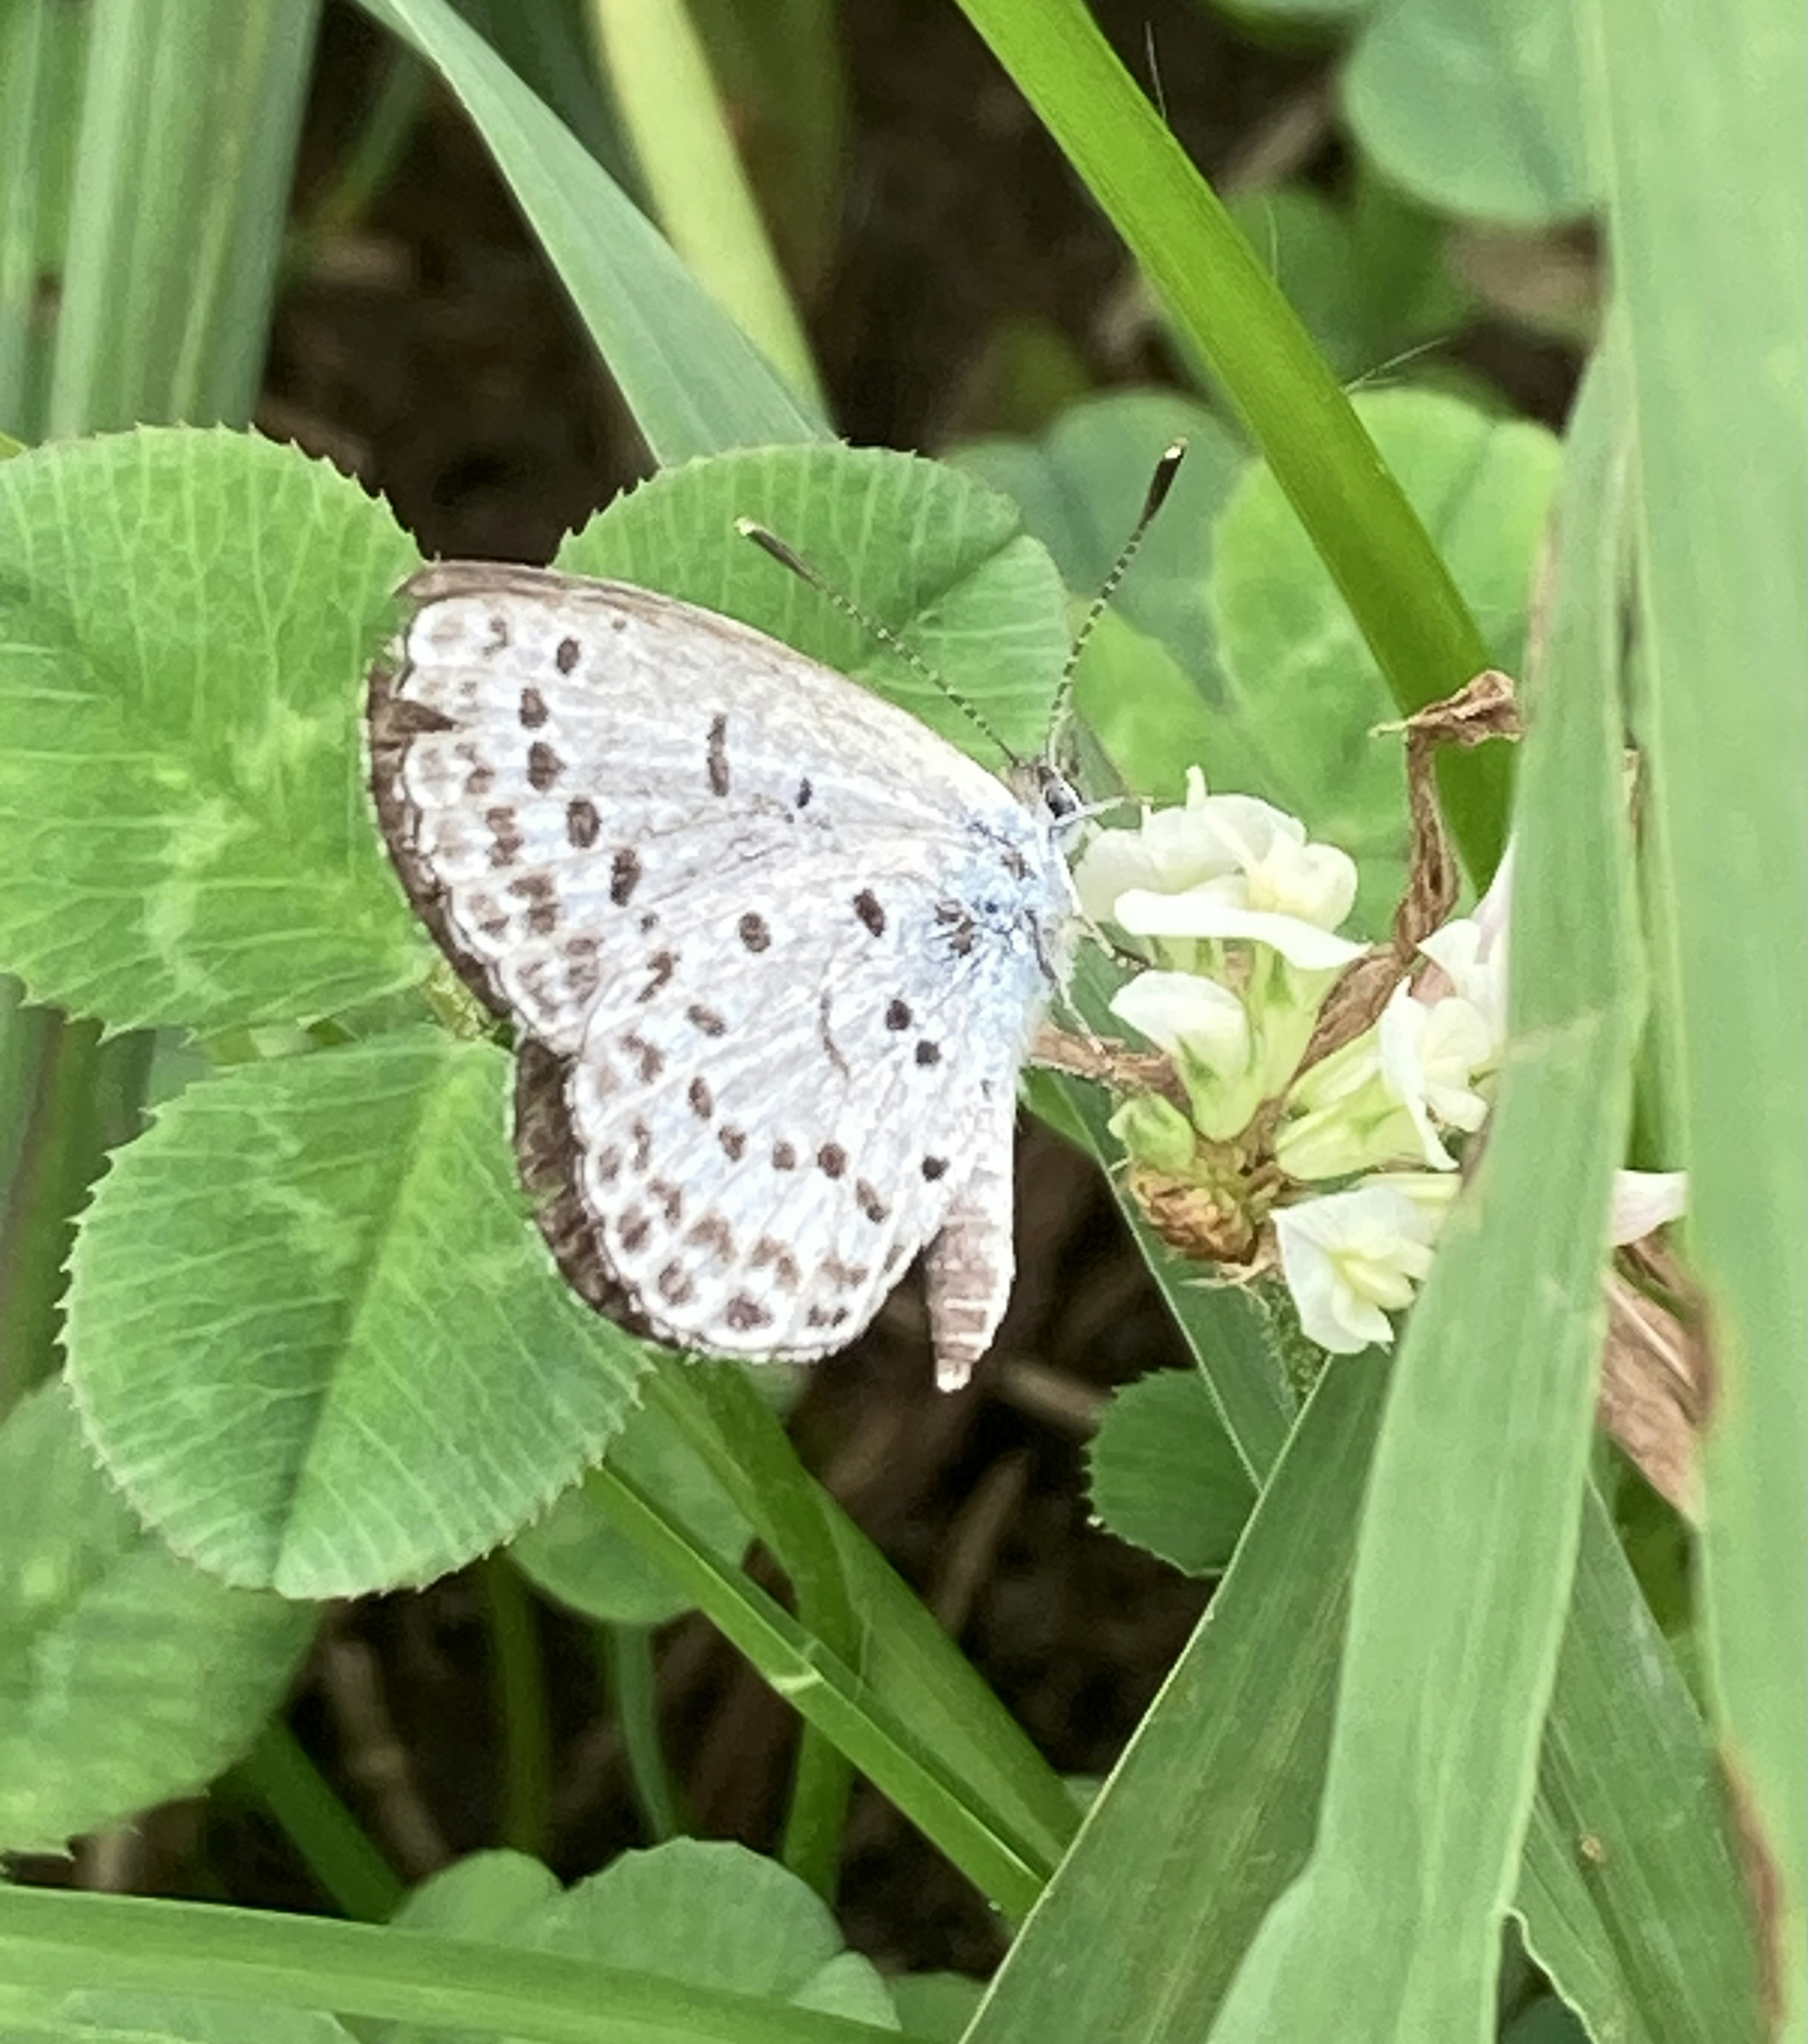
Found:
368,563 -> 1084,1390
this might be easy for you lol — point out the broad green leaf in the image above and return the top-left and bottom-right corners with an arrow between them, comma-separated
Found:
64,1030 -> 646,1598
0,1382 -> 315,1854
1085,1368 -> 1255,1576
510,1398 -> 752,1627
1344,0 -> 1595,228
1204,310 -> 1641,2044
355,0 -> 825,461
1587,0 -> 1808,2016
558,443 -> 1070,763
0,428 -> 423,1035
1209,387 -> 1561,927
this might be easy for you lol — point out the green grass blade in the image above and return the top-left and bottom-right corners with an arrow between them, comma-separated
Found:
46,0 -> 319,434
1585,0 -> 1808,2021
1203,323 -> 1643,2044
0,1884 -> 917,2044
357,0 -> 827,459
585,1459 -> 1060,1919
952,0 -> 1508,879
589,0 -> 826,409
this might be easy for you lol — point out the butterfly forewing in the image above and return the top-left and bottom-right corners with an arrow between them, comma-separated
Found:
368,560 -> 1074,1377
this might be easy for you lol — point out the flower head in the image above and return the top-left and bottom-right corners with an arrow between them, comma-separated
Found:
1274,1176 -> 1457,1354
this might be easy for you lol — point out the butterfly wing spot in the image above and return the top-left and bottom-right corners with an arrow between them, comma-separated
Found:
718,1126 -> 747,1161
772,1141 -> 798,1170
853,890 -> 886,935
687,1077 -> 713,1119
707,713 -> 731,796
915,1040 -> 941,1067
686,1003 -> 727,1037
527,741 -> 562,791
638,950 -> 677,1001
687,1214 -> 735,1263
621,1033 -> 662,1083
648,1178 -> 685,1224
751,1238 -> 802,1289
487,807 -> 525,868
885,998 -> 912,1030
519,686 -> 549,728
817,1143 -> 848,1179
795,777 -> 814,809
555,636 -> 581,674
856,1180 -> 890,1224
618,1208 -> 652,1253
922,1155 -> 948,1181
566,797 -> 600,848
726,1294 -> 772,1331
737,912 -> 770,951
609,848 -> 641,905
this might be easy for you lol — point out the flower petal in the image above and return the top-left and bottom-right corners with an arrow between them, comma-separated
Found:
1112,889 -> 1368,969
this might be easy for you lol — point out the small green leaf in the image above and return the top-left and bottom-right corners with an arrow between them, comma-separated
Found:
390,1850 -> 564,1938
1344,0 -> 1595,227
0,1382 -> 315,1854
64,1031 -> 646,1598
559,443 -> 1069,764
515,1840 -> 897,2033
1209,387 -> 1560,926
511,1398 -> 752,1628
1086,1369 -> 1257,1577
0,428 -> 424,1035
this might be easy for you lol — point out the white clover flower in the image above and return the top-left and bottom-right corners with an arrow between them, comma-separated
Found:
1418,841 -> 1513,1057
1110,969 -> 1259,1140
1074,768 -> 1363,970
1274,1177 -> 1454,1354
1072,767 -> 1227,923
1109,970 -> 1251,1071
1377,982 -> 1493,1170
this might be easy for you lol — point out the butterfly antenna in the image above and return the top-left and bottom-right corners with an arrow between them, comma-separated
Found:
1050,438 -> 1186,737
735,517 -> 1020,766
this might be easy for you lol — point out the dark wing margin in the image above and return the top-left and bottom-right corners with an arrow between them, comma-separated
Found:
513,1036 -> 648,1333
366,642 -> 514,1023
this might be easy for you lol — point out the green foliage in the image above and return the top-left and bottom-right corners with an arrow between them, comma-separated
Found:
0,0 -> 1796,2037
511,1398 -> 753,1627
0,429 -> 423,1034
1343,0 -> 1595,227
1209,387 -> 1560,927
64,1030 -> 647,1598
0,1383 -> 315,1854
1084,1368 -> 1255,1575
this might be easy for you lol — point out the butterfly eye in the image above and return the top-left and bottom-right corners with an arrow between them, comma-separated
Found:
1041,773 -> 1082,823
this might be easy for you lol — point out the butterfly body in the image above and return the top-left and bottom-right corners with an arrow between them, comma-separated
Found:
369,561 -> 1075,1389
